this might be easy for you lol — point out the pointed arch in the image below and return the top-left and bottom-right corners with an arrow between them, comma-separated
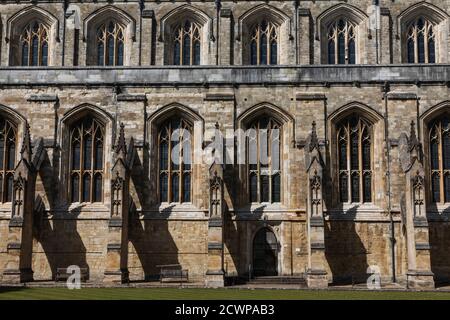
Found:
7,6 -> 59,39
238,102 -> 294,127
398,1 -> 448,28
160,5 -> 212,42
148,103 -> 202,205
83,5 -> 136,41
238,4 -> 291,33
61,103 -> 114,128
60,104 -> 112,206
317,4 -> 368,64
160,5 -> 212,65
421,101 -> 450,204
398,2 -> 449,63
421,101 -> 450,125
7,6 -> 59,66
147,102 -> 204,129
238,4 -> 291,65
84,5 -> 135,66
328,101 -> 383,124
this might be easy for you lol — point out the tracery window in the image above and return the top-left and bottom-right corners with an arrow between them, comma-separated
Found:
173,20 -> 201,65
0,119 -> 17,203
69,117 -> 105,203
158,118 -> 192,203
250,20 -> 278,65
96,21 -> 125,66
248,117 -> 281,203
337,116 -> 372,203
407,18 -> 436,64
20,21 -> 49,66
327,19 -> 356,65
429,117 -> 450,203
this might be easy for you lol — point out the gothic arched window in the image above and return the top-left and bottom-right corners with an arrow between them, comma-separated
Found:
429,117 -> 450,203
337,115 -> 372,203
70,116 -> 105,203
173,20 -> 201,65
407,18 -> 436,64
248,117 -> 281,203
20,21 -> 49,66
158,118 -> 192,203
250,20 -> 278,65
0,119 -> 17,203
327,19 -> 356,65
96,21 -> 125,66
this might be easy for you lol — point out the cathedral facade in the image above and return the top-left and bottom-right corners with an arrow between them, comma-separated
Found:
0,0 -> 449,288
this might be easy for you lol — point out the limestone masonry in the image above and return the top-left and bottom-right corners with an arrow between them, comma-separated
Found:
0,0 -> 449,289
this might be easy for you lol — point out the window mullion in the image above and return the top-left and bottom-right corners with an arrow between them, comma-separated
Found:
360,123 -> 364,202
168,124 -> 172,202
439,125 -> 445,204
346,124 -> 351,203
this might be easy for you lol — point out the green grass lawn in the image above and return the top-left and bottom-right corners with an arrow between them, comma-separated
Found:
0,287 -> 450,300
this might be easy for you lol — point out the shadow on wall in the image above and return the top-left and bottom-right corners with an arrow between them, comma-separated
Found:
33,148 -> 89,281
324,205 -> 369,285
128,151 -> 180,282
428,205 -> 450,286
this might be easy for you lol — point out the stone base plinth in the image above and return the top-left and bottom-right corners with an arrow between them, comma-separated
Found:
103,269 -> 129,284
407,271 -> 435,290
306,269 -> 328,288
2,268 -> 33,284
205,271 -> 225,288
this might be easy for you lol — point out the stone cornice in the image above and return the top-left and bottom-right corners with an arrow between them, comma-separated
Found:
0,65 -> 450,87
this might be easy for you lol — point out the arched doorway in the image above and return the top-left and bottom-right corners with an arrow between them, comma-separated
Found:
252,228 -> 278,277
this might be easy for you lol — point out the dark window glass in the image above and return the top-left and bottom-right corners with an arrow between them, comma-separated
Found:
260,34 -> 267,65
339,174 -> 348,203
250,173 -> 258,202
22,43 -> 29,66
429,38 -> 435,63
94,142 -> 103,171
31,36 -> 39,66
174,41 -> 180,66
363,173 -> 371,202
82,174 -> 90,202
172,174 -> 179,202
445,174 -> 450,203
251,40 -> 257,65
7,143 -> 15,171
72,140 -> 80,170
84,136 -> 92,170
42,42 -> 48,66
328,39 -> 335,64
117,39 -> 124,66
5,174 -> 13,202
351,173 -> 360,203
431,138 -> 439,169
107,35 -> 114,66
350,133 -> 359,170
183,31 -> 191,65
363,140 -> 371,170
432,173 -> 440,203
261,174 -> 269,202
339,141 -> 347,170
160,173 -> 168,202
444,133 -> 450,169
407,38 -> 415,63
270,40 -> 277,65
272,173 -> 280,203
160,142 -> 168,170
183,173 -> 191,202
71,174 -> 79,203
94,174 -> 102,202
98,43 -> 104,66
348,38 -> 355,64
418,32 -> 425,63
338,33 -> 345,64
